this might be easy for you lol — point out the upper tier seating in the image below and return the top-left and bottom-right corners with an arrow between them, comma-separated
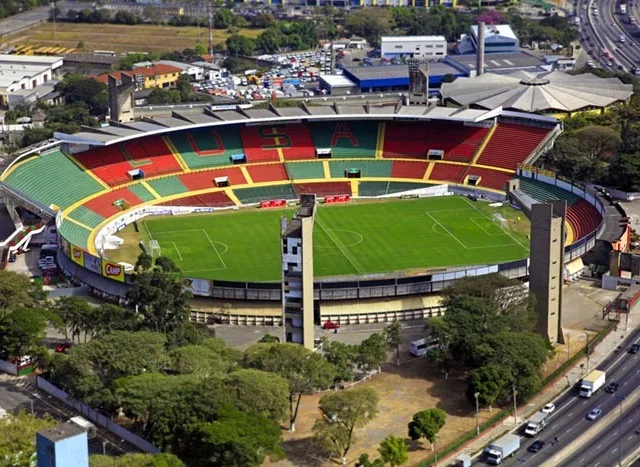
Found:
391,161 -> 428,179
310,122 -> 377,158
294,182 -> 352,197
158,191 -> 234,208
76,137 -> 182,186
382,122 -> 488,162
247,163 -> 289,183
169,127 -> 244,170
3,150 -> 104,208
477,123 -> 551,170
83,188 -> 144,218
286,161 -> 325,180
179,168 -> 246,191
58,220 -> 91,247
128,183 -> 157,202
429,163 -> 468,184
67,205 -> 105,228
239,124 -> 315,162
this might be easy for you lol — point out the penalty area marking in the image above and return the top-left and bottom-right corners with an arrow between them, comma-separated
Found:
172,242 -> 183,261
463,198 -> 529,250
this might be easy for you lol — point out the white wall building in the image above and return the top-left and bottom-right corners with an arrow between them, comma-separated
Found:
0,55 -> 63,106
456,24 -> 519,55
381,36 -> 447,59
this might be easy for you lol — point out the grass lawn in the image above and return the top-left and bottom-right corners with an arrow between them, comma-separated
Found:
110,196 -> 529,282
4,23 -> 263,54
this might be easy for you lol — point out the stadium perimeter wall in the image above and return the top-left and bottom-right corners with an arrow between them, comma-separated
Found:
56,174 -> 608,308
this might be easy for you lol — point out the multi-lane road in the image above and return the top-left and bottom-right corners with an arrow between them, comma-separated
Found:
472,327 -> 640,466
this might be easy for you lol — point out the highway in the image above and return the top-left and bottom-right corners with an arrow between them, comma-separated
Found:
472,327 -> 640,466
580,0 -> 640,70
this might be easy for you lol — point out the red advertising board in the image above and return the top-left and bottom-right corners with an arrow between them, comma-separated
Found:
325,195 -> 351,204
261,199 -> 287,209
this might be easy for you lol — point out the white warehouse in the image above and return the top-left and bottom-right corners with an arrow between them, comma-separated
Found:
381,36 -> 447,59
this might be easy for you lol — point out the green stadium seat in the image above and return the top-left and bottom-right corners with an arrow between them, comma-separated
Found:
67,205 -> 105,228
58,220 -> 91,248
310,122 -> 377,159
3,150 -> 103,209
147,175 -> 189,197
285,162 -> 325,180
233,184 -> 297,204
358,181 -> 435,197
169,127 -> 244,170
329,160 -> 393,178
128,183 -> 157,202
517,178 -> 581,205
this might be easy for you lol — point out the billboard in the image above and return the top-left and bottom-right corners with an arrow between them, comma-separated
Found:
102,261 -> 125,283
183,277 -> 213,297
84,254 -> 103,275
60,237 -> 70,257
70,245 -> 85,267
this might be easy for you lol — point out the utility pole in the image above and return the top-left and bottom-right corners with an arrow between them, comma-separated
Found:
567,333 -> 571,361
512,386 -> 518,425
585,331 -> 590,372
208,1 -> 214,58
51,1 -> 56,40
434,436 -> 438,467
474,392 -> 480,435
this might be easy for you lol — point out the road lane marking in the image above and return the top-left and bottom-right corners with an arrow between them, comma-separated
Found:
628,418 -> 634,424
596,444 -> 602,450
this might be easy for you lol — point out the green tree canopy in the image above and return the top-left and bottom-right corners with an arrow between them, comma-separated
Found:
225,369 -> 289,423
0,269 -> 45,310
90,453 -> 184,466
378,434 -> 409,466
0,411 -> 57,467
408,408 -> 446,450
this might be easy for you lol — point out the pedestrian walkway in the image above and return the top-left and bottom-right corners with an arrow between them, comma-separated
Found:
442,321 -> 631,464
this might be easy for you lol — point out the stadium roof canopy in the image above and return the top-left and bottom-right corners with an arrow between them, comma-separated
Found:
440,71 -> 634,113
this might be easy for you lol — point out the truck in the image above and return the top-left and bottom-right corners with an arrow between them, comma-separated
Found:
524,412 -> 549,437
485,433 -> 520,465
620,3 -> 627,14
580,370 -> 606,398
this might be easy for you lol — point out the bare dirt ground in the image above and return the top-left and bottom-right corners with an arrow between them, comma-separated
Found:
2,23 -> 263,54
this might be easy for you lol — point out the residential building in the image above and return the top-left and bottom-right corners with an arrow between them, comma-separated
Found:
93,63 -> 182,89
381,36 -> 447,59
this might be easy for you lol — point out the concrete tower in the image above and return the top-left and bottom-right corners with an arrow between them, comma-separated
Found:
476,21 -> 486,77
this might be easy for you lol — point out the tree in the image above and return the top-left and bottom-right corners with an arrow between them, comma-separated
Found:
356,333 -> 388,372
0,411 -> 57,467
408,408 -> 446,450
55,75 -> 108,116
90,453 -> 184,466
356,454 -> 385,467
0,269 -> 45,310
225,34 -> 256,56
169,345 -> 232,377
21,127 -> 53,147
0,307 -> 48,359
54,295 -> 93,343
384,320 -> 402,367
243,343 -> 335,431
378,435 -> 408,466
258,334 -> 280,343
214,8 -> 235,28
126,259 -> 192,334
344,8 -> 393,46
467,363 -> 512,410
313,387 -> 379,465
256,28 -> 281,54
225,369 -> 289,423
135,252 -> 153,272
324,341 -> 358,383
177,405 -> 282,467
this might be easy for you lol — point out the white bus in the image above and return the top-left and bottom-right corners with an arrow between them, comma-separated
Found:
409,337 -> 439,357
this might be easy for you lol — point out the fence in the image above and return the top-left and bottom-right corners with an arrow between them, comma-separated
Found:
36,377 -> 160,454
0,359 -> 17,376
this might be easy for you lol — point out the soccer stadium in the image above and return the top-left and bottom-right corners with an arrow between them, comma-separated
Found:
0,103 -> 628,326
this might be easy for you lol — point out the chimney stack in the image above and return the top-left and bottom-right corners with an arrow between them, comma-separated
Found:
476,22 -> 485,77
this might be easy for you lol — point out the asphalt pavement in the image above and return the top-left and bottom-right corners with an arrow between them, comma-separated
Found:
472,327 -> 640,466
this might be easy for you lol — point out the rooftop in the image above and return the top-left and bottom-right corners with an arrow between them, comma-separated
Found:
446,51 -> 547,72
0,54 -> 63,66
344,62 -> 463,82
320,74 -> 356,87
92,63 -> 182,84
381,35 -> 446,42
470,24 -> 517,41
38,422 -> 86,442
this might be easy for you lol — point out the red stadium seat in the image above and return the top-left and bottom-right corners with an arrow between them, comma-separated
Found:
179,167 -> 247,191
566,200 -> 602,240
391,161 -> 429,179
466,167 -> 513,191
157,191 -> 235,208
293,182 -> 352,197
239,124 -> 315,162
83,188 -> 143,218
247,163 -> 289,183
477,123 -> 551,170
429,163 -> 468,184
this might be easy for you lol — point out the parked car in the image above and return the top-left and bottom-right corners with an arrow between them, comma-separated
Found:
587,408 -> 603,420
527,440 -> 545,453
629,343 -> 640,354
541,403 -> 556,414
55,343 -> 72,353
322,321 -> 340,330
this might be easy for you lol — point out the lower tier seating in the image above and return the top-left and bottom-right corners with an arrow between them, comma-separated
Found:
247,163 -> 289,183
158,192 -> 235,208
329,160 -> 393,178
566,200 -> 602,240
429,164 -> 468,184
518,178 -> 581,205
179,168 -> 246,191
359,182 -> 434,197
83,188 -> 144,218
467,168 -> 513,191
294,182 -> 352,197
147,176 -> 189,197
285,162 -> 325,180
233,184 -> 297,204
391,161 -> 428,179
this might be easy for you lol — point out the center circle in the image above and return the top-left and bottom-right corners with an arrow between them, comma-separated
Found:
316,229 -> 364,248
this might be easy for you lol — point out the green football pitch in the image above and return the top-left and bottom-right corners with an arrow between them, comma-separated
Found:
135,196 -> 530,282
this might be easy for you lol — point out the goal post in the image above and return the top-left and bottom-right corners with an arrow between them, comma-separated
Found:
144,239 -> 161,258
492,213 -> 509,230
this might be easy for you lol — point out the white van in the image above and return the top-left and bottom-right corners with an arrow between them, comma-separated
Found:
409,337 -> 439,357
69,416 -> 97,439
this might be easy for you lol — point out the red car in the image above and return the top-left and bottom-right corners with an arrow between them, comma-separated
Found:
55,343 -> 72,353
322,321 -> 340,330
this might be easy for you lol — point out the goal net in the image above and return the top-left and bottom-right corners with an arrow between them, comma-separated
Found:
492,213 -> 509,230
144,239 -> 161,258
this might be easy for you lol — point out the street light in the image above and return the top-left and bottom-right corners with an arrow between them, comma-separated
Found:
584,332 -> 590,372
474,392 -> 480,435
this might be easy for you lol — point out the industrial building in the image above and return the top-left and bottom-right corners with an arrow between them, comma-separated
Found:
339,62 -> 465,93
0,54 -> 63,107
457,24 -> 519,55
381,36 -> 447,59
